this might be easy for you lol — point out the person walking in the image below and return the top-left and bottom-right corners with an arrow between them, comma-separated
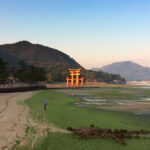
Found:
43,99 -> 48,111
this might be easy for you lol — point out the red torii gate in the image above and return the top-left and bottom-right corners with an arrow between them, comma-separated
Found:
66,69 -> 84,87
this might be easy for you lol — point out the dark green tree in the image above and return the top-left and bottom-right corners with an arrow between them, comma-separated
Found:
14,60 -> 46,82
27,65 -> 46,82
14,60 -> 28,82
0,58 -> 8,83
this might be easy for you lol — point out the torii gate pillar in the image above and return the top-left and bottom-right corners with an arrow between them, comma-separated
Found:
66,69 -> 84,87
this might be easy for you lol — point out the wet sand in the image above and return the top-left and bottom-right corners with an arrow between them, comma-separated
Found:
98,101 -> 150,112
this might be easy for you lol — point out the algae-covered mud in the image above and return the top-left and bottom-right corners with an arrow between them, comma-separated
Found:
56,87 -> 150,113
11,88 -> 150,150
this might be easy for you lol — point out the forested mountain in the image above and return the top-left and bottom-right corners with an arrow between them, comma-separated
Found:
0,41 -> 125,83
93,61 -> 150,81
0,41 -> 81,71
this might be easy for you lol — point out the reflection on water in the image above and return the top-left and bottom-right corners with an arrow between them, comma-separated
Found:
77,96 -> 150,115
140,98 -> 150,101
134,112 -> 150,115
137,87 -> 150,89
79,97 -> 150,106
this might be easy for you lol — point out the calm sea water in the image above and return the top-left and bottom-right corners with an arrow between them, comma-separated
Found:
128,83 -> 150,87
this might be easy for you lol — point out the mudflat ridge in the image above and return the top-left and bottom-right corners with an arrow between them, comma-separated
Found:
0,92 -> 34,149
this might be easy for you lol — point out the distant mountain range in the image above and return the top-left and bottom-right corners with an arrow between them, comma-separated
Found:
92,61 -> 150,81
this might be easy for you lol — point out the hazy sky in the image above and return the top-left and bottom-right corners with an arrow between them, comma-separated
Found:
0,0 -> 150,69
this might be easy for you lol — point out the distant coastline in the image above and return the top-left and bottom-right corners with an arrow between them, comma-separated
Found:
128,81 -> 150,86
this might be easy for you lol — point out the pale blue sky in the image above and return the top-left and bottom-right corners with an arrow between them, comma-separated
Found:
0,0 -> 150,68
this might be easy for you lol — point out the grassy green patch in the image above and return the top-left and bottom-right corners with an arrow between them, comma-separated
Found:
34,132 -> 150,150
18,89 -> 150,150
56,87 -> 150,100
25,90 -> 149,130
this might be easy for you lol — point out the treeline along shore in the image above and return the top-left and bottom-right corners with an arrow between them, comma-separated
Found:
0,41 -> 126,85
0,84 -> 46,93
